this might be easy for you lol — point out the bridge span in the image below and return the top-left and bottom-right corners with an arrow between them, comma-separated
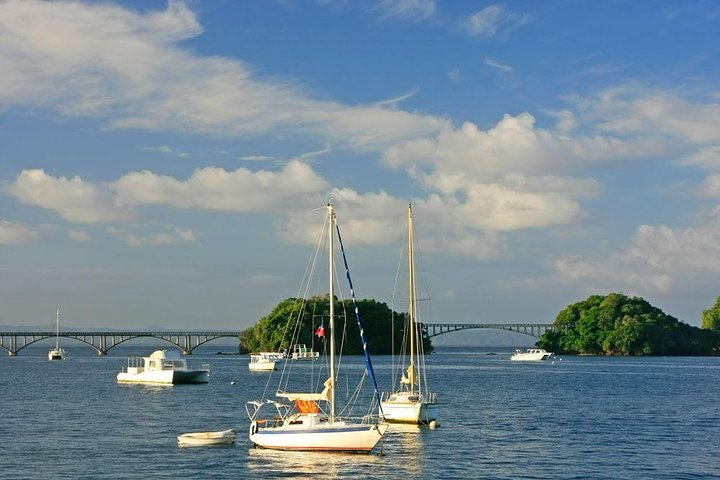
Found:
0,322 -> 557,356
420,322 -> 557,339
0,331 -> 241,356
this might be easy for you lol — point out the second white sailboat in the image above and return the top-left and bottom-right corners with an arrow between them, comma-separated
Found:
381,205 -> 438,424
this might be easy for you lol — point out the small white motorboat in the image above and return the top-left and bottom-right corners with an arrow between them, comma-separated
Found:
117,350 -> 209,384
248,352 -> 283,371
177,429 -> 236,446
511,348 -> 554,362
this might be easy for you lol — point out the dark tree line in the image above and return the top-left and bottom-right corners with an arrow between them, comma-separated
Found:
240,295 -> 433,355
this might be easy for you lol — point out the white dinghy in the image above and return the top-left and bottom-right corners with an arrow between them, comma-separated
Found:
177,429 -> 236,446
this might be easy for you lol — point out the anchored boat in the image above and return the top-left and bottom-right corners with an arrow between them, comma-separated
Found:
246,203 -> 388,453
177,429 -> 236,446
117,350 -> 209,384
48,308 -> 66,361
380,205 -> 438,424
511,348 -> 554,362
249,352 -> 283,371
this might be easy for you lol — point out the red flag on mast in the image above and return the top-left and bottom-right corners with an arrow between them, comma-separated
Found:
315,324 -> 325,339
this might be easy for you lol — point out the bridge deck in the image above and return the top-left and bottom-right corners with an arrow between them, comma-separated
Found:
1,323 -> 557,356
0,331 -> 241,356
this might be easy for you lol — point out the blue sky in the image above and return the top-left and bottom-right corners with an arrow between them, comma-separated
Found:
2,0 -> 720,334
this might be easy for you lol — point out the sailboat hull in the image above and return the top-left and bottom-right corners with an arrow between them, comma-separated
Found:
381,399 -> 438,424
48,348 -> 65,361
250,416 -> 388,452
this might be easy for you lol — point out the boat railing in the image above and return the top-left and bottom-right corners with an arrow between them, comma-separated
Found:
201,363 -> 210,371
357,413 -> 385,425
120,356 -> 145,373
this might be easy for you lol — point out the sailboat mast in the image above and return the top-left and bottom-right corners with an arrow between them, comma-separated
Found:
328,203 -> 336,422
408,204 -> 416,394
55,308 -> 60,349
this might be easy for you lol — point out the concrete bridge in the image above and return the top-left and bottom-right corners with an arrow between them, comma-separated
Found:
0,331 -> 241,356
420,322 -> 557,339
0,322 -> 558,356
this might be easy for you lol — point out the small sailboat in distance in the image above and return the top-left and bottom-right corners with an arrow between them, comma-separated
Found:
48,308 -> 66,361
381,204 -> 438,424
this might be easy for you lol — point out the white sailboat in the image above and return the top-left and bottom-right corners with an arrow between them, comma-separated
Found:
48,308 -> 66,361
246,203 -> 388,453
380,205 -> 438,424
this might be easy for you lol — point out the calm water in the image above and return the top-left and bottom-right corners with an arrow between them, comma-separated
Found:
1,345 -> 718,479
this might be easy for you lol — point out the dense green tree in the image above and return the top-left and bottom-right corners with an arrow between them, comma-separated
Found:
701,296 -> 720,330
240,295 -> 433,355
538,293 -> 720,355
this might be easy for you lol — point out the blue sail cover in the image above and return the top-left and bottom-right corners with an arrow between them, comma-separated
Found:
334,224 -> 383,413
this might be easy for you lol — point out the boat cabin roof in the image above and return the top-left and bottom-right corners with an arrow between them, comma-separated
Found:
148,349 -> 182,360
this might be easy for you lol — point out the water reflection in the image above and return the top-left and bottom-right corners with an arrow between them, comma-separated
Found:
246,447 -> 379,478
244,424 -> 430,479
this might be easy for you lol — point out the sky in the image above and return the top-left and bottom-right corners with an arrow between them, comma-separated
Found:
1,0 -> 720,339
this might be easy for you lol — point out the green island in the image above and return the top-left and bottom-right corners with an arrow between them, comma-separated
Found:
241,292 -> 720,356
538,293 -> 720,355
240,295 -> 433,355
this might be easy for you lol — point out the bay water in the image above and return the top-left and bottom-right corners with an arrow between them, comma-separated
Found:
1,345 -> 718,479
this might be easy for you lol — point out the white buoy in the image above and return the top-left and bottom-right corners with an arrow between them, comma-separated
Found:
230,381 -> 236,386
429,420 -> 438,429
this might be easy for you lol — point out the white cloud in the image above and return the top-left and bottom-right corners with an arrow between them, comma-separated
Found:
3,161 -> 328,223
484,57 -> 513,74
381,113 -> 608,231
463,5 -> 532,39
106,225 -> 196,248
570,86 -> 720,144
281,188 -> 409,246
239,155 -> 274,162
447,68 -> 460,82
374,0 -> 436,22
553,207 -> 720,294
699,174 -> 720,198
112,160 -> 327,212
0,220 -> 40,244
140,145 -> 174,154
3,169 -> 134,223
0,0 -> 444,149
68,231 -> 92,242
682,145 -> 720,171
280,188 -> 505,259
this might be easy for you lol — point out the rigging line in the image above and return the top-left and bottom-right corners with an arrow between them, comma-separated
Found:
390,243 -> 405,392
278,213 -> 327,394
334,221 -> 384,415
